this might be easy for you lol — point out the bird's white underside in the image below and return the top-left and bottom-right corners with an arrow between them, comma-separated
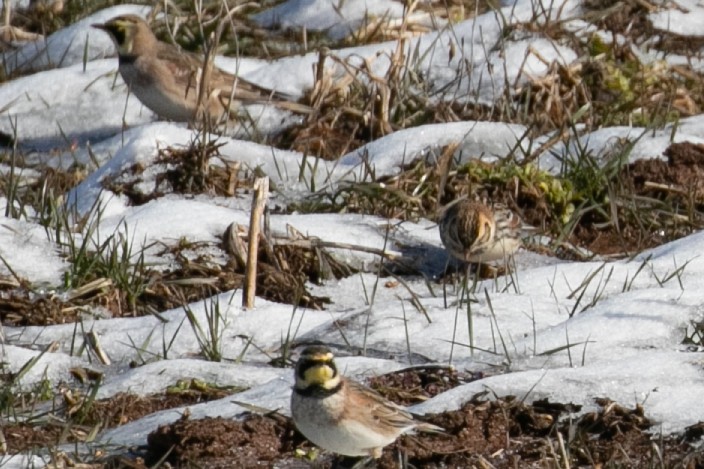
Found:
291,389 -> 403,457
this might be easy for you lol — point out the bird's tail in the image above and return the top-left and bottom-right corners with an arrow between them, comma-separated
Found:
271,99 -> 315,115
415,421 -> 445,434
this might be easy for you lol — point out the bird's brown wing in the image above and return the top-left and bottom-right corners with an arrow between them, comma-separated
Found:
209,66 -> 314,114
165,47 -> 313,115
150,36 -> 312,121
152,44 -> 204,103
344,379 -> 417,432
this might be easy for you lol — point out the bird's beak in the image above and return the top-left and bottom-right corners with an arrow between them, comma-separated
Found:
91,23 -> 107,30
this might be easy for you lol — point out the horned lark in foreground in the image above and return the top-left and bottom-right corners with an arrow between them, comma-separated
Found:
439,199 -> 521,264
291,345 -> 443,458
92,15 -> 311,125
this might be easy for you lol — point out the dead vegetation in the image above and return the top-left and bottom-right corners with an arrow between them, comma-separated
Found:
103,138 -> 246,204
1,380 -> 241,455
0,225 -> 350,326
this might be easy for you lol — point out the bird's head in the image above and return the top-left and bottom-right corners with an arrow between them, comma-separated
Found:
93,15 -> 152,55
294,346 -> 341,392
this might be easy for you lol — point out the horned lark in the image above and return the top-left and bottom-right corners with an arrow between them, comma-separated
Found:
439,199 -> 521,264
290,345 -> 443,459
92,15 -> 311,125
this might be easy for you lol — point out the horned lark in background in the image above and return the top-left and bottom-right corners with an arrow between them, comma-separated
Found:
291,345 -> 443,458
439,199 -> 521,264
92,15 -> 311,126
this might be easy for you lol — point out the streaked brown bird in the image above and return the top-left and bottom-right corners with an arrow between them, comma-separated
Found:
439,199 -> 521,264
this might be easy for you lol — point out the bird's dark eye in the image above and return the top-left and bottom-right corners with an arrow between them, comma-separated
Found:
111,24 -> 126,46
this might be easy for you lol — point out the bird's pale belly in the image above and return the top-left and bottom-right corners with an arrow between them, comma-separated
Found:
291,392 -> 394,457
130,82 -> 195,122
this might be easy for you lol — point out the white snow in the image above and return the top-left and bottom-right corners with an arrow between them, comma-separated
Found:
0,59 -> 155,150
649,0 -> 704,37
0,217 -> 66,285
338,121 -> 530,178
537,126 -> 704,174
253,0 -> 407,41
2,5 -> 151,76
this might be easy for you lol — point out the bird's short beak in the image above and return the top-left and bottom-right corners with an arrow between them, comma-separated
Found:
91,23 -> 106,30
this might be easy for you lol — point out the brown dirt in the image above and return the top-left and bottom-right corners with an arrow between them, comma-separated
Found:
0,288 -> 77,326
0,264 -> 243,326
4,366 -> 703,468
567,141 -> 704,256
367,366 -> 482,405
83,384 -> 237,428
31,368 -> 692,468
585,0 -> 704,58
632,141 -> 704,201
145,413 -> 306,468
128,395 -> 704,469
507,141 -> 704,258
0,422 -> 86,454
1,383 -> 236,455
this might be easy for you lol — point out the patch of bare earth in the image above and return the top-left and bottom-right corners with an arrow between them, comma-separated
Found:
132,394 -> 704,468
45,368 -> 690,468
144,414 -> 306,468
570,141 -> 704,256
1,423 -> 86,454
367,366 -> 482,404
1,383 -> 235,455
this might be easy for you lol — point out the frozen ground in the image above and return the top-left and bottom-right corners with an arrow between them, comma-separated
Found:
1,0 -> 704,466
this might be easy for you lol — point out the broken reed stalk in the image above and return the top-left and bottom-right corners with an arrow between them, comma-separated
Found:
85,330 -> 111,365
243,177 -> 269,308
